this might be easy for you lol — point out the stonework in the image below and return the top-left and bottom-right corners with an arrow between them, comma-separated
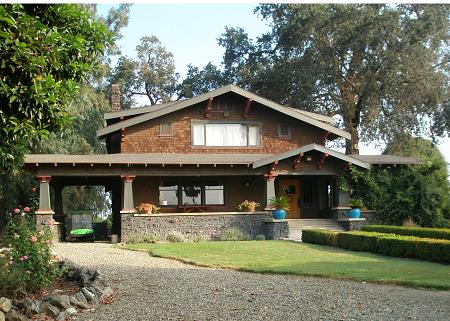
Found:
264,220 -> 289,240
337,218 -> 367,231
120,212 -> 288,242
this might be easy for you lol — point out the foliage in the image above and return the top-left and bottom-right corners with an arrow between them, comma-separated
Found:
237,200 -> 260,211
166,231 -> 185,243
302,229 -> 450,264
177,63 -> 226,99
1,207 -> 65,296
218,228 -> 248,241
209,4 -> 450,153
136,203 -> 160,214
109,35 -> 178,108
348,198 -> 364,209
126,241 -> 450,289
269,196 -> 290,210
0,4 -> 112,172
255,234 -> 266,241
344,137 -> 450,227
362,225 -> 450,240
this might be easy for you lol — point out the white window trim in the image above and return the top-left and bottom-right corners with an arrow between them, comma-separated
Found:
191,120 -> 262,148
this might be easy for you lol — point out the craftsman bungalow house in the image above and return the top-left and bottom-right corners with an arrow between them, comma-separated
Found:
25,84 -> 420,241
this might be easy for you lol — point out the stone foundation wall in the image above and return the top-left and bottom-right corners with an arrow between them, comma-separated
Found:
337,218 -> 367,231
121,211 -> 286,242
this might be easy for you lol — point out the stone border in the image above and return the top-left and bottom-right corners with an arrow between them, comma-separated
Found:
337,218 -> 367,231
0,261 -> 114,321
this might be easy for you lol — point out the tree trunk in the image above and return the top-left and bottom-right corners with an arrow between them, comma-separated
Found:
345,127 -> 360,155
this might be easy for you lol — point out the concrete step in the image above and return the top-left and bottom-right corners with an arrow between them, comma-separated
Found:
285,219 -> 345,241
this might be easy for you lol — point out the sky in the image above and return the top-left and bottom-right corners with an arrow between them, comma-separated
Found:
97,3 -> 450,167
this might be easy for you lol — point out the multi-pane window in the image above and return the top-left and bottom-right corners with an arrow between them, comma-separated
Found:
158,181 -> 225,206
192,122 -> 261,147
278,124 -> 291,139
159,183 -> 178,206
159,122 -> 173,136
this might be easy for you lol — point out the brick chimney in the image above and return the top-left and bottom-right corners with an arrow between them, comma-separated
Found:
111,84 -> 121,112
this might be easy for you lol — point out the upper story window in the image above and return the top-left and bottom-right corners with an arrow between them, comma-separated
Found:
192,122 -> 261,147
278,124 -> 291,139
159,122 -> 173,136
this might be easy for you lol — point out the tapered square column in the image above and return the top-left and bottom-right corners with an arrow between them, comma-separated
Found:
121,175 -> 136,214
264,174 -> 277,210
35,176 -> 54,231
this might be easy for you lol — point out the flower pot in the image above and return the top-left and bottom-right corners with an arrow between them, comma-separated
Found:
347,208 -> 361,218
272,209 -> 286,220
247,204 -> 256,212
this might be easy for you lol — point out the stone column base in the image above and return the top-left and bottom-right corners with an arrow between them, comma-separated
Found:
265,219 -> 289,240
35,212 -> 55,232
337,218 -> 367,231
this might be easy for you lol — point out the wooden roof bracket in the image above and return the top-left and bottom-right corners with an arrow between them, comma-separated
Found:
293,152 -> 304,170
121,128 -> 126,142
317,153 -> 329,170
243,98 -> 252,118
204,97 -> 213,118
323,130 -> 330,142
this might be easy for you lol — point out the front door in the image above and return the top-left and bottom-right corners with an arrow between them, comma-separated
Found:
278,179 -> 300,219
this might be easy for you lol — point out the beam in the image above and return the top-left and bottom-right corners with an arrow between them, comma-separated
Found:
204,97 -> 213,118
293,152 -> 304,170
317,153 -> 329,170
243,98 -> 252,118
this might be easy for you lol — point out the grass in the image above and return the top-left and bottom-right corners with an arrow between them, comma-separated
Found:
125,240 -> 450,290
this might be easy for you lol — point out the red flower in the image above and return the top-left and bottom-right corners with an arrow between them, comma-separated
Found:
24,207 -> 30,213
32,187 -> 36,193
14,208 -> 20,214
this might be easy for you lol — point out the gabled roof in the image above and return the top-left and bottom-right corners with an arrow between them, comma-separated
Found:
252,143 -> 371,169
352,155 -> 423,165
97,85 -> 350,140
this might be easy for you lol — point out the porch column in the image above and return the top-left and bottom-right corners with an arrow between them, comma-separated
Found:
35,176 -> 54,231
264,174 -> 277,210
120,175 -> 136,213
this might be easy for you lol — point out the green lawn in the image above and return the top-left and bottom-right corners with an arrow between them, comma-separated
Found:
126,240 -> 450,290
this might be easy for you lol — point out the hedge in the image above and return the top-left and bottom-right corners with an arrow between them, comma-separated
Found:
302,229 -> 450,264
362,225 -> 450,240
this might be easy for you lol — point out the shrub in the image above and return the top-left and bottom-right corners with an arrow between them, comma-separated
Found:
218,228 -> 248,241
255,234 -> 266,241
193,235 -> 205,243
142,233 -> 159,243
302,229 -> 450,264
362,225 -> 450,240
2,207 -> 65,296
166,231 -> 185,243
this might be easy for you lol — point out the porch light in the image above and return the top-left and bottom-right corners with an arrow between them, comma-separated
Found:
306,156 -> 312,162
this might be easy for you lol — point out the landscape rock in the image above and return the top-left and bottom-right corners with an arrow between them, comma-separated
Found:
4,310 -> 27,321
0,311 -> 5,321
39,302 -> 60,318
74,292 -> 88,305
56,307 -> 77,321
100,287 -> 114,301
22,299 -> 40,318
89,279 -> 106,293
69,296 -> 89,310
43,295 -> 71,310
0,298 -> 11,313
80,288 -> 96,303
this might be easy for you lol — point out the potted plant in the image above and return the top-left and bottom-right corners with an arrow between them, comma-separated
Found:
347,198 -> 363,218
237,200 -> 260,212
136,203 -> 160,214
269,196 -> 290,219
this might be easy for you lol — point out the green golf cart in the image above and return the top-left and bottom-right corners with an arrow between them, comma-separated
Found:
66,210 -> 95,241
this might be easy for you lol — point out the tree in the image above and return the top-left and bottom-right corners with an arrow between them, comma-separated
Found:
218,4 -> 449,154
177,63 -> 226,99
0,4 -> 112,172
109,36 -> 178,108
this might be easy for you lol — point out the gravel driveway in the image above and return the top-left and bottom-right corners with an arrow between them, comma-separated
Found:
53,242 -> 450,321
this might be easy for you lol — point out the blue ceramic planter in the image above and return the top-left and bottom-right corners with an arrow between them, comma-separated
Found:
347,208 -> 361,218
272,209 -> 286,220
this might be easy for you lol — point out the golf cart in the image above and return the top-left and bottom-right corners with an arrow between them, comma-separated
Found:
66,210 -> 95,241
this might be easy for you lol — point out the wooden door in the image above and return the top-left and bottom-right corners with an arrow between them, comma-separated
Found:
278,179 -> 301,219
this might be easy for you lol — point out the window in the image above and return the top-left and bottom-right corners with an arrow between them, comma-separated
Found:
278,124 -> 291,139
158,181 -> 225,206
159,183 -> 178,206
159,122 -> 173,136
182,184 -> 202,205
205,184 -> 224,205
192,122 -> 261,147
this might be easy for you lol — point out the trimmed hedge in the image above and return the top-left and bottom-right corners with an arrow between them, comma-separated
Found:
302,229 -> 450,264
362,225 -> 450,240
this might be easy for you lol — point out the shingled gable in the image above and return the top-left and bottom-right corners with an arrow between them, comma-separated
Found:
252,143 -> 371,169
96,85 -> 350,140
